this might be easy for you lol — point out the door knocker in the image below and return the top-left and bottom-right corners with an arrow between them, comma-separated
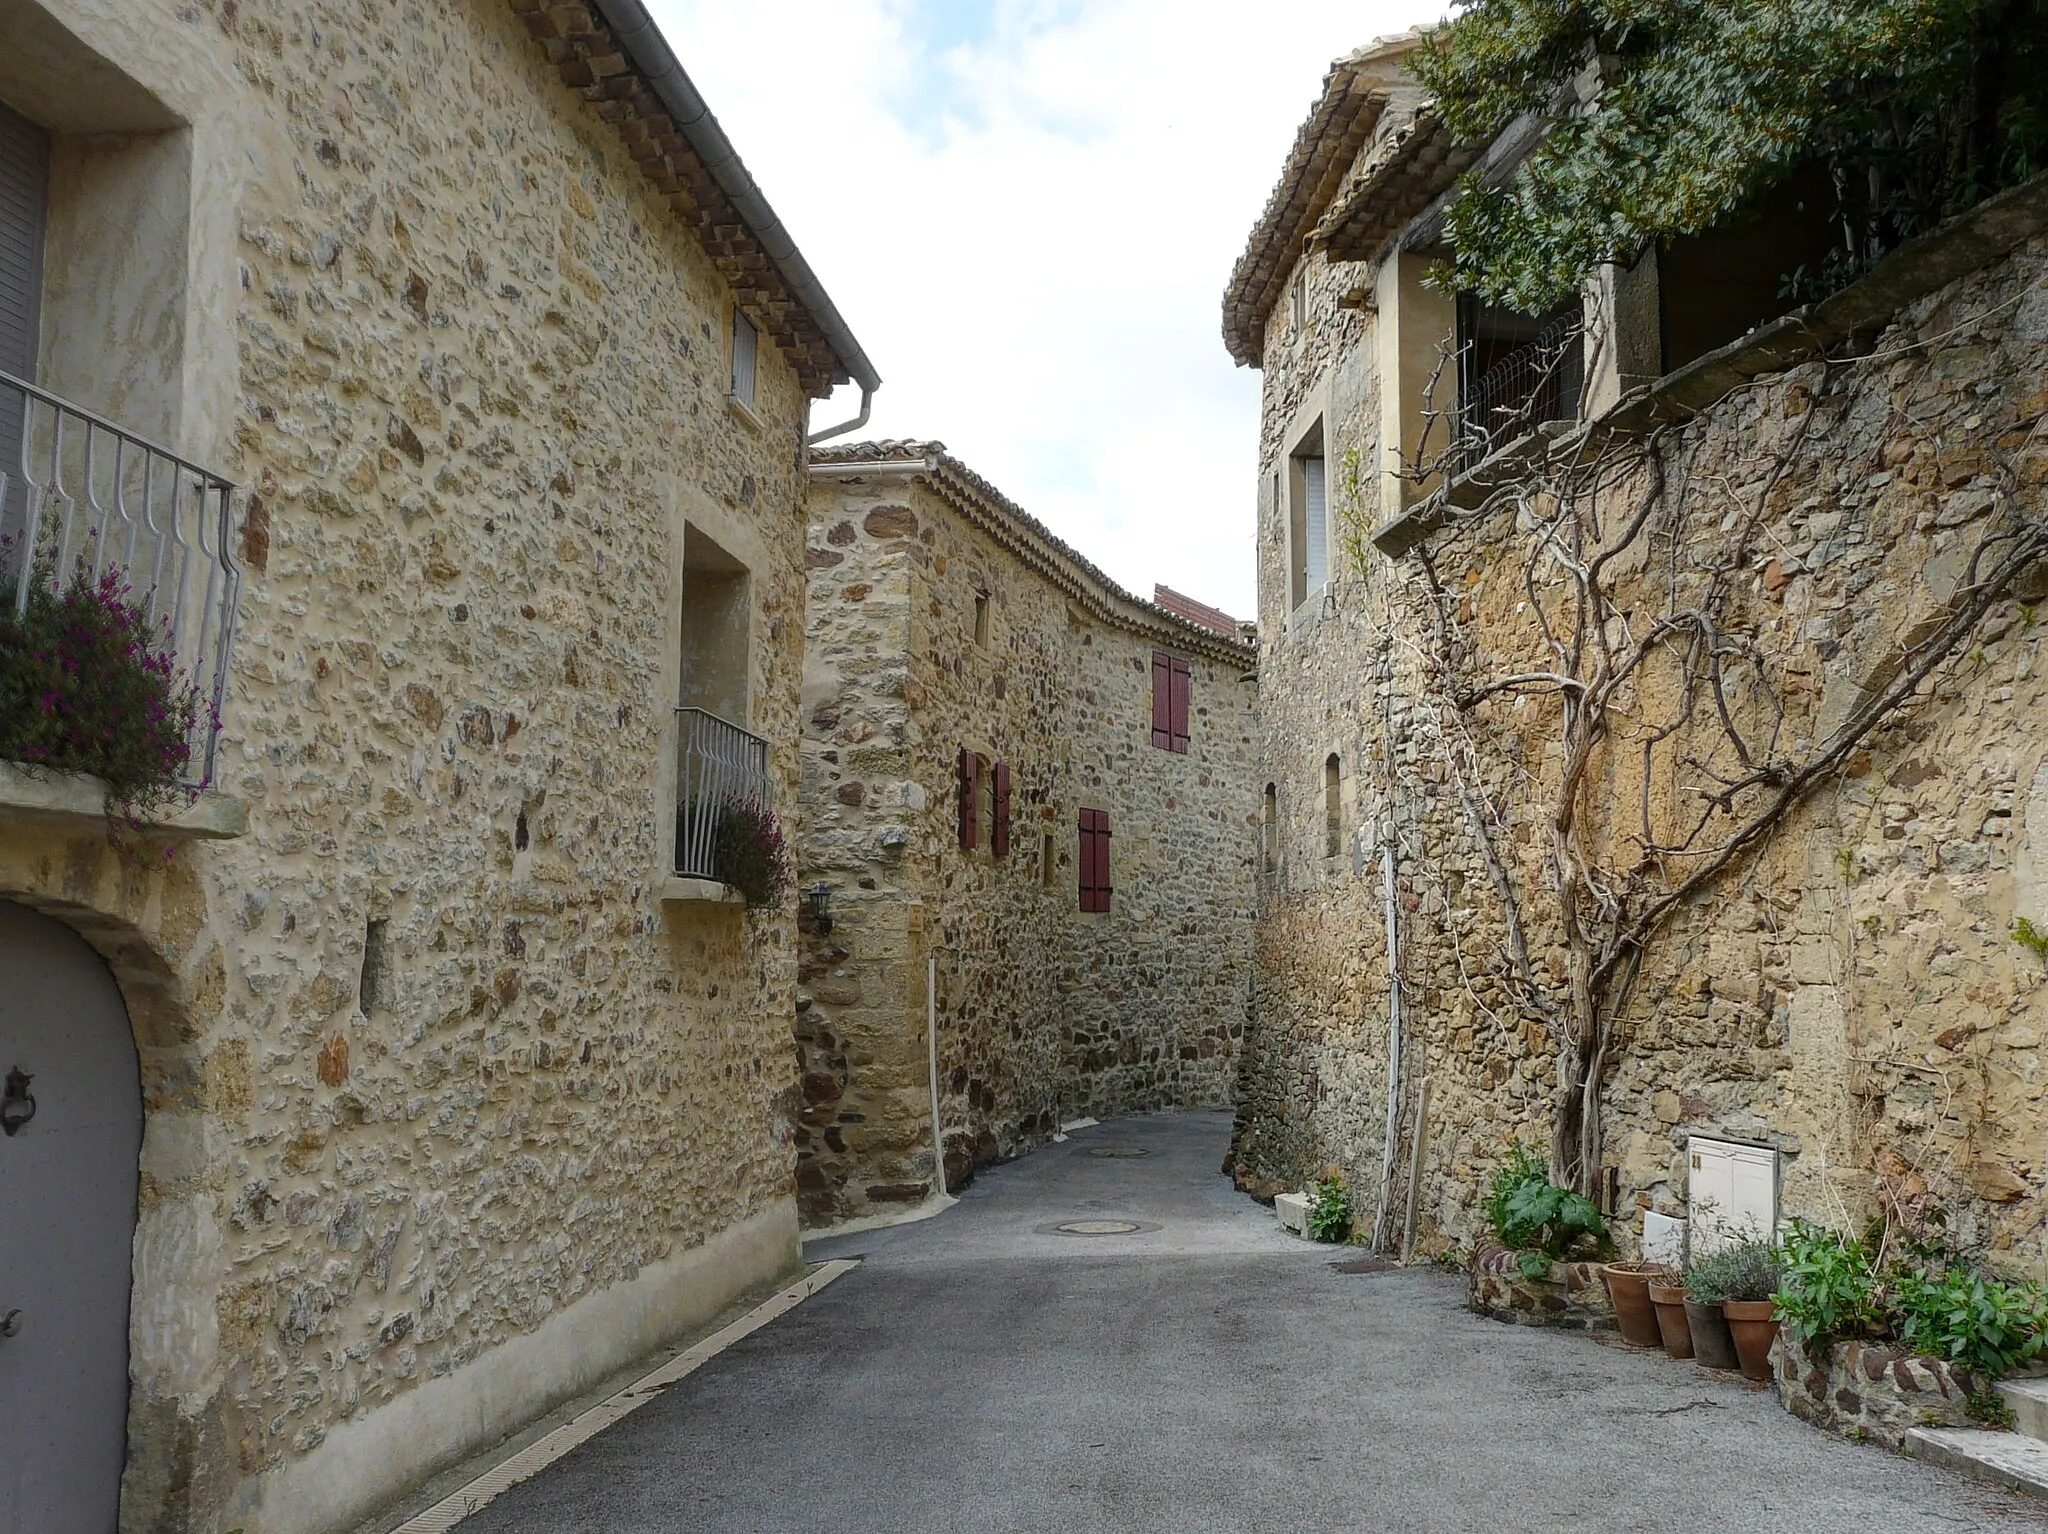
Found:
1,1068 -> 35,1136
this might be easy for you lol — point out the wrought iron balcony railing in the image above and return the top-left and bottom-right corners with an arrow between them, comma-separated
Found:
673,706 -> 772,884
1,370 -> 241,790
1456,314 -> 1586,472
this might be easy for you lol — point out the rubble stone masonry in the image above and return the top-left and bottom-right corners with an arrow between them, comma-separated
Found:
1233,197 -> 2048,1275
0,3 -> 837,1531
796,446 -> 1259,1226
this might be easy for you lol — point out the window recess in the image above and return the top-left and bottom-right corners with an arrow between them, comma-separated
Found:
1150,651 -> 1190,753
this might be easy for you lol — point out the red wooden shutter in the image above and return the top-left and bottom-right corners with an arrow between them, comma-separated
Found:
992,761 -> 1012,856
1169,658 -> 1191,753
957,749 -> 980,851
1078,809 -> 1112,912
1096,810 -> 1112,909
1150,651 -> 1172,749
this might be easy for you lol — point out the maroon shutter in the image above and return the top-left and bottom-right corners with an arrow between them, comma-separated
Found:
1078,810 -> 1112,912
1150,651 -> 1172,749
958,748 -> 979,851
992,761 -> 1012,856
1169,658 -> 1191,753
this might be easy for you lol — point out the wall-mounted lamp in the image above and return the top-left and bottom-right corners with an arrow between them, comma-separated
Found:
807,882 -> 833,936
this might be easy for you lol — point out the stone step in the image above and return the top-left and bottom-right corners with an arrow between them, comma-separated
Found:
1906,1426 -> 2048,1498
1996,1377 -> 2048,1445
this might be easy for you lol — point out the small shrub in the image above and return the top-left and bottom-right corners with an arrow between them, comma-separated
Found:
0,552 -> 207,819
1306,1177 -> 1353,1243
713,798 -> 793,909
1690,1237 -> 1782,1304
2014,916 -> 2048,969
1890,1261 -> 2048,1379
1484,1141 -> 1605,1279
1775,1219 -> 1881,1348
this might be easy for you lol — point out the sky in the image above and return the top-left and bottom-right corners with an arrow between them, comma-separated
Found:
647,0 -> 1435,620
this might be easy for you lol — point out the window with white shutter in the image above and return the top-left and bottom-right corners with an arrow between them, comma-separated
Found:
1302,453 -> 1327,593
0,99 -> 48,524
1285,416 -> 1329,613
729,306 -> 757,409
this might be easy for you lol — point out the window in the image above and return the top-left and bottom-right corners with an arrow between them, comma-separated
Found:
1150,651 -> 1190,753
972,591 -> 990,647
1078,809 -> 1111,913
1324,753 -> 1343,859
1455,295 -> 1584,468
0,101 -> 46,532
1041,831 -> 1056,887
673,521 -> 765,883
957,749 -> 983,851
1287,419 -> 1328,610
729,305 -> 757,408
1261,782 -> 1278,881
990,761 -> 1012,856
1289,267 -> 1307,336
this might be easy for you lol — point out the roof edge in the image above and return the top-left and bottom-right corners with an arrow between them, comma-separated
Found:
593,0 -> 880,395
812,442 -> 1257,666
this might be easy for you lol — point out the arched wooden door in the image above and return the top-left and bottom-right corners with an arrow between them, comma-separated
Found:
0,900 -> 142,1532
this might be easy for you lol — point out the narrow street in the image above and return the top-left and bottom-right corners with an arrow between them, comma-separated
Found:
450,1113 -> 2031,1533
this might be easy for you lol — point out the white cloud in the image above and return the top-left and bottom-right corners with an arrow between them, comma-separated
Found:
647,0 -> 1434,617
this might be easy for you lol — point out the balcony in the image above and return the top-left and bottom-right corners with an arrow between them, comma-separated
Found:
0,369 -> 242,813
1456,311 -> 1585,473
668,706 -> 772,902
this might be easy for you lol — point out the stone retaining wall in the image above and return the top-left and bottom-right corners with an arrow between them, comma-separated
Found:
1467,1244 -> 1618,1329
1773,1336 -> 1981,1449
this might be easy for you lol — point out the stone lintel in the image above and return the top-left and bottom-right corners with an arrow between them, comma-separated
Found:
657,875 -> 744,905
0,760 -> 247,840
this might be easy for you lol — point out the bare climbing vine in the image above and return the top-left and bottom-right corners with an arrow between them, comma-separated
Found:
1361,332 -> 2048,1197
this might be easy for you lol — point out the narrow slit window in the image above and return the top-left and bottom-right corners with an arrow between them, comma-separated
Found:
730,306 -> 758,408
1324,754 -> 1342,859
973,591 -> 990,647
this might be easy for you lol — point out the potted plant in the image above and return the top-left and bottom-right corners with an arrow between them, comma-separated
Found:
1602,1257 -> 1672,1349
1713,1237 -> 1784,1381
1647,1271 -> 1694,1359
1680,1248 -> 1742,1370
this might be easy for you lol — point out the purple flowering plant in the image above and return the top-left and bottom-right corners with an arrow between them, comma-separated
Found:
0,542 -> 212,827
713,796 -> 793,910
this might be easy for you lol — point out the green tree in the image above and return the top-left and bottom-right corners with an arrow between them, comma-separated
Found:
1413,0 -> 2048,312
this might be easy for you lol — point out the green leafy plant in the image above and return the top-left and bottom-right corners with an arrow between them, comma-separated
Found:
1307,1176 -> 1354,1243
0,548 -> 209,823
2014,916 -> 2048,968
712,797 -> 793,910
1411,0 -> 2048,312
1890,1261 -> 2048,1377
1484,1141 -> 1605,1278
1689,1237 -> 1783,1303
1775,1219 -> 1881,1348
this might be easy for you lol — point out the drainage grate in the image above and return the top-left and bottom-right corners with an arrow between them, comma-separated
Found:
1086,1147 -> 1151,1158
1058,1220 -> 1142,1235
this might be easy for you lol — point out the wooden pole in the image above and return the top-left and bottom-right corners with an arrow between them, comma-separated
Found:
1401,1075 -> 1432,1265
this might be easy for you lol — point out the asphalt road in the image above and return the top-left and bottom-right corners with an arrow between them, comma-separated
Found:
457,1111 -> 2034,1532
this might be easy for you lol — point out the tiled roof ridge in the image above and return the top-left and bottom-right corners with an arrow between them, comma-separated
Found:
1221,31 -> 1426,368
813,441 -> 1256,665
1153,584 -> 1240,638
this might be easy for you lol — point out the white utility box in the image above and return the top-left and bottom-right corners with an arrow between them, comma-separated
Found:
1687,1136 -> 1779,1249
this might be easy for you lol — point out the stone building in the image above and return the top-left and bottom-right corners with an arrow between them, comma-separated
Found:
1223,36 -> 2048,1267
0,3 -> 874,1532
795,442 -> 1258,1227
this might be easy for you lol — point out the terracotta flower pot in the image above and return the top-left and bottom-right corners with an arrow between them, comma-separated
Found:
1647,1279 -> 1694,1359
1721,1299 -> 1778,1381
1685,1297 -> 1740,1370
1602,1262 -> 1667,1348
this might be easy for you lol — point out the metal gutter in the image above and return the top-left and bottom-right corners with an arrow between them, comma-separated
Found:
591,0 -> 882,399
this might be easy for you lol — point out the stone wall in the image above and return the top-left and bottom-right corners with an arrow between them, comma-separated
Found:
1233,172 -> 2048,1269
0,4 -> 834,1531
797,447 -> 1259,1226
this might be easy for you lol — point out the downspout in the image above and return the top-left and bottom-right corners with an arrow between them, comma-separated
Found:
1372,813 -> 1404,1251
927,951 -> 947,1198
807,384 -> 873,447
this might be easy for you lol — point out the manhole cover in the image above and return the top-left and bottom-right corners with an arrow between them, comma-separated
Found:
1058,1220 -> 1142,1235
1087,1147 -> 1151,1158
